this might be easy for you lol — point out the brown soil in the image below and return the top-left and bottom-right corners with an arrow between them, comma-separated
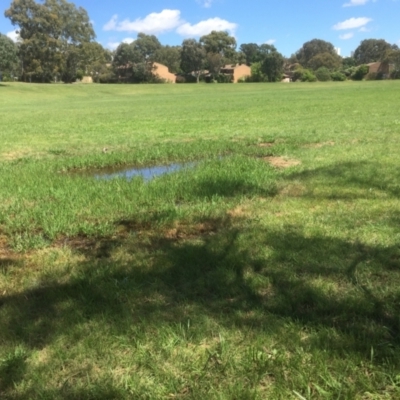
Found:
258,142 -> 274,148
303,141 -> 335,149
0,235 -> 20,273
226,206 -> 248,218
264,156 -> 301,168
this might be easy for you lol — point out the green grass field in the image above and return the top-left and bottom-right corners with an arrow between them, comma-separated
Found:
1,81 -> 400,399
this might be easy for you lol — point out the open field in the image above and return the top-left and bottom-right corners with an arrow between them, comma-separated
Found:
1,81 -> 400,399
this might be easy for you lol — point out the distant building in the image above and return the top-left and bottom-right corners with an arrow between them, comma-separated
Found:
153,62 -> 176,83
220,64 -> 251,83
366,62 -> 393,78
334,47 -> 341,56
81,76 -> 93,83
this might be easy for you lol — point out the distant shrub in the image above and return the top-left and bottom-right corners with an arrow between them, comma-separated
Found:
342,66 -> 356,78
175,75 -> 186,83
315,67 -> 331,82
237,76 -> 249,83
0,72 -> 14,82
99,71 -> 117,83
176,74 -> 198,83
330,71 -> 347,81
216,74 -> 233,83
365,71 -> 384,80
390,70 -> 400,79
351,65 -> 369,81
291,67 -> 316,82
250,62 -> 266,82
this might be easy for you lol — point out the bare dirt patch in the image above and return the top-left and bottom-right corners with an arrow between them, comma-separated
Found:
226,206 -> 248,218
1,151 -> 31,161
0,234 -> 20,278
258,142 -> 274,148
164,221 -> 218,240
303,141 -> 335,149
264,156 -> 301,168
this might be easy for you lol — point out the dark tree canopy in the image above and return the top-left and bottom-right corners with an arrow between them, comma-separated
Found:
112,33 -> 163,83
5,0 -> 95,82
200,30 -> 236,62
239,43 -> 260,65
154,45 -> 182,74
180,38 -> 206,83
353,39 -> 394,65
0,33 -> 19,74
308,52 -> 341,71
260,46 -> 284,82
295,39 -> 338,68
131,33 -> 161,62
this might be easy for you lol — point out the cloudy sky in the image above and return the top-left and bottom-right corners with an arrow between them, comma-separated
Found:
1,0 -> 399,57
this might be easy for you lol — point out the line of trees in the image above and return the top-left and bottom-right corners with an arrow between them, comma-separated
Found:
2,0 -> 400,83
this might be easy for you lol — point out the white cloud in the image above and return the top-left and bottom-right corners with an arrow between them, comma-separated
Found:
177,17 -> 237,37
6,30 -> 20,42
197,0 -> 214,7
106,37 -> 135,50
106,41 -> 121,50
343,0 -> 369,7
104,15 -> 118,31
122,38 -> 135,44
103,10 -> 182,35
339,32 -> 354,39
265,39 -> 276,45
333,17 -> 372,30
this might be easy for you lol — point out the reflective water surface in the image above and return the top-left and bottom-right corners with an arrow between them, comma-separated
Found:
93,162 -> 196,182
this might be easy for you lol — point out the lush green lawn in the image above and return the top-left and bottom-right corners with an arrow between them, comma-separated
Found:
1,81 -> 400,399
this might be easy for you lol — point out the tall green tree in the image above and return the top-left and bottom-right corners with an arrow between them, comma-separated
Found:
261,48 -> 284,82
308,52 -> 341,71
239,43 -> 259,65
131,33 -> 161,62
180,38 -> 206,83
5,0 -> 95,82
113,42 -> 135,82
79,41 -> 112,77
154,45 -> 181,74
382,47 -> 400,78
112,34 -> 162,83
200,30 -> 236,63
295,39 -> 339,69
353,39 -> 394,65
0,33 -> 19,78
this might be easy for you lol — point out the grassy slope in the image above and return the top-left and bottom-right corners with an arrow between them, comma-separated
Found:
0,81 -> 400,399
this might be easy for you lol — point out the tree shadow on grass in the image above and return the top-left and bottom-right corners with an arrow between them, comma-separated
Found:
1,216 -> 399,352
286,160 -> 400,198
1,161 -> 400,397
0,348 -> 27,394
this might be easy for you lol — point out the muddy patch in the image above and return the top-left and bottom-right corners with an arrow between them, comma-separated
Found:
263,156 -> 301,168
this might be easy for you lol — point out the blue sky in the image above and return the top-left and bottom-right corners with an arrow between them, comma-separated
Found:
1,0 -> 399,57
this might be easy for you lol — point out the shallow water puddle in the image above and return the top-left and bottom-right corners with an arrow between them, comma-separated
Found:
93,162 -> 196,181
